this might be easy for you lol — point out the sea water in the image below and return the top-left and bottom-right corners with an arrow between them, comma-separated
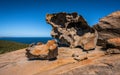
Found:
0,37 -> 53,44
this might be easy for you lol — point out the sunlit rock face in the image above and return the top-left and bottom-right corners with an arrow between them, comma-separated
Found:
93,11 -> 120,46
46,12 -> 98,50
106,38 -> 120,54
26,40 -> 58,60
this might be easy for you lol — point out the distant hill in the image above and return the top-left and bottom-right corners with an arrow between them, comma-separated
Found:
0,40 -> 28,54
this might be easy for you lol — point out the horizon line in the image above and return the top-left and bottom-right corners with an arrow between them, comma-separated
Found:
0,36 -> 52,38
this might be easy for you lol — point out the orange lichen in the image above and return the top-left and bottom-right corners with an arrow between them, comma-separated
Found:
31,49 -> 42,55
47,40 -> 56,47
31,45 -> 49,55
30,40 -> 57,56
46,14 -> 54,22
49,44 -> 57,50
108,38 -> 120,46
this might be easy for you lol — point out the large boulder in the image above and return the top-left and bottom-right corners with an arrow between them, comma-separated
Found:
93,11 -> 120,46
46,12 -> 98,50
26,40 -> 58,60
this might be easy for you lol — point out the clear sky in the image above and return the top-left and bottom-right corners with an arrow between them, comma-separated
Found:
0,0 -> 120,37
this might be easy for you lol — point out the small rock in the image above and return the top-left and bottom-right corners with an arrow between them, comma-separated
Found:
106,48 -> 120,54
72,52 -> 88,61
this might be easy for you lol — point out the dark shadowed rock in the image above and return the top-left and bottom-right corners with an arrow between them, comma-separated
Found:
29,43 -> 35,47
46,12 -> 98,50
93,11 -> 120,46
26,40 -> 58,60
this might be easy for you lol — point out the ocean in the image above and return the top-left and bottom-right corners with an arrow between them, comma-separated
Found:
0,37 -> 53,44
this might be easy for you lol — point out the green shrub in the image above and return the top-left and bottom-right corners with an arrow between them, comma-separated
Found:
0,40 -> 29,54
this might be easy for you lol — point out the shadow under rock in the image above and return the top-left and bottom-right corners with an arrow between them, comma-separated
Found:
27,57 -> 57,61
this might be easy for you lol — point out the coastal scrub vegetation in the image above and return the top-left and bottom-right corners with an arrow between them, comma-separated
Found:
0,40 -> 28,54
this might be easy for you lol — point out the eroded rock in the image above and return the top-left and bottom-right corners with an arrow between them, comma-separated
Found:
72,52 -> 88,61
93,11 -> 120,46
46,12 -> 98,50
105,38 -> 120,54
26,40 -> 58,60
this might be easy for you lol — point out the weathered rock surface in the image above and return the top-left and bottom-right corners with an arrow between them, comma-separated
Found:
1,46 -> 120,75
60,55 -> 120,75
105,38 -> 120,54
46,12 -> 98,50
93,11 -> 120,46
26,40 -> 58,60
107,38 -> 120,47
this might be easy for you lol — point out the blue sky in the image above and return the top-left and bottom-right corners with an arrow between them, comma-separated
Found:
0,0 -> 120,37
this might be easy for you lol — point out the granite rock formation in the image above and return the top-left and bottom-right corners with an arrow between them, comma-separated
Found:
94,11 -> 120,46
26,40 -> 58,60
105,38 -> 120,54
1,11 -> 120,75
46,12 -> 98,50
